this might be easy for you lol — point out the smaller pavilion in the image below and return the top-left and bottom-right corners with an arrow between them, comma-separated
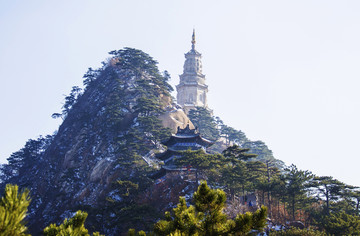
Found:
152,124 -> 214,180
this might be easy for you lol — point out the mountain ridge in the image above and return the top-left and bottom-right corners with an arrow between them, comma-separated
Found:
0,47 -> 282,234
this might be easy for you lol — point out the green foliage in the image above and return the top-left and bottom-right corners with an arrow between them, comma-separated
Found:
219,145 -> 265,199
242,141 -> 284,168
220,124 -> 248,146
222,145 -> 257,161
219,154 -> 248,198
109,47 -> 173,96
189,110 -> 282,168
245,161 -> 267,191
134,96 -> 163,117
136,116 -> 172,142
230,206 -> 268,235
1,135 -> 53,181
175,149 -> 210,169
153,181 -> 268,236
83,67 -> 99,88
253,160 -> 282,216
269,227 -> 326,236
282,165 -> 313,221
109,48 -> 160,76
104,203 -> 160,234
43,210 -> 103,236
310,176 -> 346,214
154,197 -> 199,236
346,189 -> 360,215
193,181 -> 231,235
188,107 -> 219,140
127,228 -> 147,236
174,149 -> 212,184
105,48 -> 173,155
53,86 -> 83,119
51,85 -> 84,120
116,180 -> 139,197
321,211 -> 360,235
0,184 -> 31,236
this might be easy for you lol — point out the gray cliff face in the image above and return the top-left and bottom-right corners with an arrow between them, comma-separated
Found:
0,48 -> 182,234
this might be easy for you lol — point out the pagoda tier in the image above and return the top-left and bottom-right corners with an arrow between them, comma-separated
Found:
154,125 -> 214,174
162,130 -> 213,152
151,125 -> 214,179
176,30 -> 209,114
162,125 -> 213,150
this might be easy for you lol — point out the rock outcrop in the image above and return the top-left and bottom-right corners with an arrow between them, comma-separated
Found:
158,108 -> 194,133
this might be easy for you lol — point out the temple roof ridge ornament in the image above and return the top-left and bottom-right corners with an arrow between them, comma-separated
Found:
176,124 -> 198,136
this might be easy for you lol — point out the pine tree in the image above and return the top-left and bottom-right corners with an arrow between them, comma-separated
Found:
193,181 -> 230,235
220,145 -> 258,201
188,107 -> 219,140
311,176 -> 346,214
282,165 -> 313,221
174,149 -> 212,185
153,197 -> 199,235
43,210 -> 103,236
153,181 -> 268,236
230,206 -> 268,235
254,160 -> 281,218
222,145 -> 257,161
321,211 -> 360,235
83,67 -> 99,88
0,184 -> 31,236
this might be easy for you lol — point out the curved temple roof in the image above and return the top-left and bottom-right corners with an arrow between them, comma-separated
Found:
162,124 -> 214,148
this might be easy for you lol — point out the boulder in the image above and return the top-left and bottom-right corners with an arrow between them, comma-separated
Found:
158,108 -> 194,133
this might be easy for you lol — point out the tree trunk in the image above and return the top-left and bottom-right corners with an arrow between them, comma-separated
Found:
266,161 -> 272,218
267,191 -> 272,218
277,199 -> 280,222
262,191 -> 265,206
325,186 -> 330,214
195,169 -> 199,187
292,197 -> 296,221
242,185 -> 246,204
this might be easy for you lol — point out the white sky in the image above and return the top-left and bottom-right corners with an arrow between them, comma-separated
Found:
1,0 -> 360,186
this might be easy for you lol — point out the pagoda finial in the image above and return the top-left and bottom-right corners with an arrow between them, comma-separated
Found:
191,29 -> 196,50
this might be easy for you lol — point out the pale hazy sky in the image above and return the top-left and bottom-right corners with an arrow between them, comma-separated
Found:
1,0 -> 360,186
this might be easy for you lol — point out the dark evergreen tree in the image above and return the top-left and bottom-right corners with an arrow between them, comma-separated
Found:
174,149 -> 212,185
321,211 -> 360,235
242,140 -> 284,168
152,181 -> 268,236
83,67 -> 99,88
254,160 -> 281,218
188,107 -> 219,140
222,145 -> 257,161
348,189 -> 360,215
282,165 -> 313,221
1,136 -> 53,182
219,145 -> 258,200
311,176 -> 346,214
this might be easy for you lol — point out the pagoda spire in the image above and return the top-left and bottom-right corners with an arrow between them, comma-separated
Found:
191,29 -> 196,50
176,29 -> 209,114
